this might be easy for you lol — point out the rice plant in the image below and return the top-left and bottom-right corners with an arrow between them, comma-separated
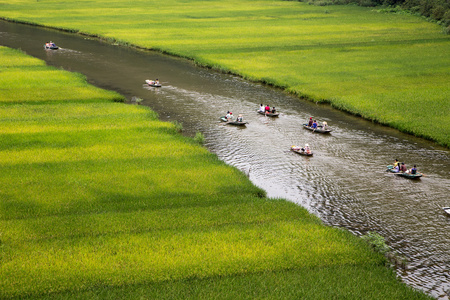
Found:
194,131 -> 205,144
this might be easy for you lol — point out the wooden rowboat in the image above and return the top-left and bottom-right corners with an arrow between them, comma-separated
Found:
302,124 -> 332,134
256,110 -> 279,117
44,42 -> 59,50
386,165 -> 398,173
386,165 -> 423,179
397,172 -> 423,179
443,207 -> 450,216
220,116 -> 247,126
145,79 -> 162,87
290,146 -> 313,156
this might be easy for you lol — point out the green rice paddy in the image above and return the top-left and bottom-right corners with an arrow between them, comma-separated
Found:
0,0 -> 449,146
0,47 -> 431,299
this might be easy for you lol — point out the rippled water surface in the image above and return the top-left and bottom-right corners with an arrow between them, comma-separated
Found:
1,20 -> 449,298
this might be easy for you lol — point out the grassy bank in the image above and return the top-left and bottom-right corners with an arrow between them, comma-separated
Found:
0,47 -> 431,299
0,0 -> 449,147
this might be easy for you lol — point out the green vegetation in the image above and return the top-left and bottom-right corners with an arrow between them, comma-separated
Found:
0,46 -> 122,104
194,131 -> 205,144
0,0 -> 449,146
0,47 -> 431,299
361,231 -> 390,254
302,0 -> 450,34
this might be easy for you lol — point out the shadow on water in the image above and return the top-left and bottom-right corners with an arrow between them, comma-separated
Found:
1,19 -> 449,299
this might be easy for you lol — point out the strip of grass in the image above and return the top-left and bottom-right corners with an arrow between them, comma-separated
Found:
29,267 -> 428,300
0,0 -> 448,146
0,47 -> 432,299
0,47 -> 122,103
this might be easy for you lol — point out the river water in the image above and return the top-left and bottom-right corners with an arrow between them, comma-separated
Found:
1,20 -> 449,298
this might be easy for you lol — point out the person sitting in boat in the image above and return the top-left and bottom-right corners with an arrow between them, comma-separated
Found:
155,79 -> 160,84
308,117 -> 313,127
407,165 -> 417,174
392,164 -> 400,173
400,162 -> 407,173
265,105 -> 271,113
259,104 -> 265,112
393,159 -> 399,168
312,120 -> 318,129
226,111 -> 233,121
304,143 -> 311,154
237,114 -> 243,122
271,107 -> 276,113
322,121 -> 328,130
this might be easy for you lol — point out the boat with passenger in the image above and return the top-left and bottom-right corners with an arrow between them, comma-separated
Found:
44,41 -> 59,50
290,145 -> 313,156
220,114 -> 247,126
256,110 -> 279,117
302,124 -> 332,134
145,79 -> 162,87
386,165 -> 423,179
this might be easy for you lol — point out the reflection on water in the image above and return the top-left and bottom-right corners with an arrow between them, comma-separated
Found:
1,20 -> 449,299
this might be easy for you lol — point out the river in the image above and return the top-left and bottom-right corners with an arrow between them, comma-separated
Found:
1,20 -> 449,298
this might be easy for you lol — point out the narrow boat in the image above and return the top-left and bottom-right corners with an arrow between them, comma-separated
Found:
44,42 -> 59,50
220,116 -> 247,126
145,79 -> 162,87
302,124 -> 332,133
256,110 -> 279,117
443,207 -> 450,216
290,146 -> 313,156
386,165 -> 423,179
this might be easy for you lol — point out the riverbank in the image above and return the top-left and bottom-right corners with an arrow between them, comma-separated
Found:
0,0 -> 448,147
0,47 -> 432,299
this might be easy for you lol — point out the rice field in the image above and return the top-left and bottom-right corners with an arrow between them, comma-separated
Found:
0,48 -> 122,104
0,0 -> 448,146
0,47 -> 432,299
